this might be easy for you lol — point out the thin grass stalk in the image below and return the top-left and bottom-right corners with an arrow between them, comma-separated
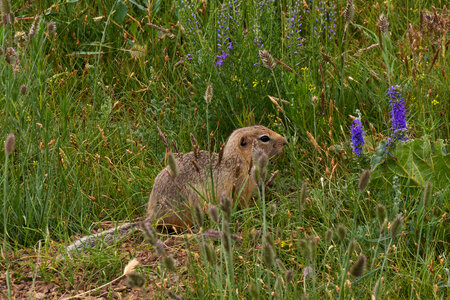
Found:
409,204 -> 426,299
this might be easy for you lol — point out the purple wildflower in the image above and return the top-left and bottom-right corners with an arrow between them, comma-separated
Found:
286,0 -> 303,55
384,85 -> 408,150
351,118 -> 365,156
180,0 -> 201,60
216,1 -> 241,67
307,0 -> 337,40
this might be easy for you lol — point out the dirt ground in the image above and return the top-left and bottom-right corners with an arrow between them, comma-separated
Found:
0,229 -> 191,300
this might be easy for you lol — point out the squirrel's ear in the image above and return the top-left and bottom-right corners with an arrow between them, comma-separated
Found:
240,136 -> 247,147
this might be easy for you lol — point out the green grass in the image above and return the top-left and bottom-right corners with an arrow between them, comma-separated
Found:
0,0 -> 448,298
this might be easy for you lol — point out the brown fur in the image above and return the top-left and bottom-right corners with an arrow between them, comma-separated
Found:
146,125 -> 287,228
63,126 -> 286,254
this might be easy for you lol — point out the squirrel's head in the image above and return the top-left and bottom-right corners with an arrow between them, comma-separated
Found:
224,125 -> 287,163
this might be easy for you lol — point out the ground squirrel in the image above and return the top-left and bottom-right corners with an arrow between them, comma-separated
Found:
64,125 -> 287,254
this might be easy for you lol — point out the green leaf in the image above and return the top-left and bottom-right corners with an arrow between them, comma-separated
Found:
114,0 -> 128,25
371,137 -> 449,190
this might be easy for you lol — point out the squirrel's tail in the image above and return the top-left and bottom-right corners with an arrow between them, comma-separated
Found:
64,222 -> 138,254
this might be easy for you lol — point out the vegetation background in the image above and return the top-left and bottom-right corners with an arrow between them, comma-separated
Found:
0,0 -> 448,298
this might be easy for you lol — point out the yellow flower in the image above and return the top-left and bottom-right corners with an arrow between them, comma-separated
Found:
26,115 -> 32,122
308,84 -> 316,93
431,99 -> 439,105
301,66 -> 308,72
252,80 -> 258,88
232,75 -> 238,82
33,160 -> 38,167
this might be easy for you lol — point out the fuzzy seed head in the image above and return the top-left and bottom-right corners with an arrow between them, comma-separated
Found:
298,239 -> 310,258
344,0 -> 355,24
20,84 -> 27,95
163,256 -> 176,271
375,204 -> 386,227
358,170 -> 371,191
347,240 -> 356,254
336,224 -> 346,243
259,49 -> 276,70
156,239 -> 165,256
219,193 -> 232,221
378,14 -> 389,34
263,241 -> 275,267
390,215 -> 402,239
140,219 -> 157,245
28,15 -> 40,38
193,202 -> 203,227
325,228 -> 333,244
222,220 -> 231,253
349,255 -> 367,277
204,84 -> 213,104
202,241 -> 216,266
285,269 -> 295,283
4,133 -> 15,156
299,181 -> 308,206
208,205 -> 219,224
1,0 -> 11,14
123,258 -> 140,276
423,181 -> 432,208
167,151 -> 179,179
47,22 -> 56,33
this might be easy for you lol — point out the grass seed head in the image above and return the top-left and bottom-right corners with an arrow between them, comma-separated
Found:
208,204 -> 219,224
344,0 -> 354,24
263,241 -> 275,267
299,181 -> 308,206
325,228 -> 333,244
47,22 -> 56,34
347,240 -> 356,254
390,215 -> 402,239
219,193 -> 232,221
423,181 -> 432,208
163,256 -> 176,271
204,84 -> 213,104
140,220 -> 157,245
336,224 -> 346,243
28,15 -> 40,38
378,13 -> 389,34
167,151 -> 179,179
202,241 -> 216,266
222,220 -> 231,253
358,170 -> 371,191
156,239 -> 166,256
20,84 -> 27,95
375,204 -> 387,227
349,255 -> 367,277
259,49 -> 276,70
4,133 -> 15,156
123,258 -> 140,276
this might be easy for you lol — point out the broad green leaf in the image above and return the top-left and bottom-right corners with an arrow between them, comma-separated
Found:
114,0 -> 128,25
371,137 -> 449,190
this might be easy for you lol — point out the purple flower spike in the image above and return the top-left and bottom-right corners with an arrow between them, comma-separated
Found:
384,85 -> 408,150
351,118 -> 365,156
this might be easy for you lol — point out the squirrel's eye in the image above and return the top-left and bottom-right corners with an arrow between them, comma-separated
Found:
259,135 -> 270,142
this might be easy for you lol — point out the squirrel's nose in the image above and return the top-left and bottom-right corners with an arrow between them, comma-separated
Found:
282,137 -> 287,146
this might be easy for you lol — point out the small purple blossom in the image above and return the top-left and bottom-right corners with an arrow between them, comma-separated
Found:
307,0 -> 337,40
384,85 -> 408,150
351,118 -> 365,156
286,0 -> 303,55
180,0 -> 201,60
216,1 -> 241,67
